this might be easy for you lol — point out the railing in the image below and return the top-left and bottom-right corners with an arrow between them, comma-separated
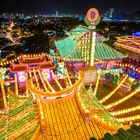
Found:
75,86 -> 120,133
27,70 -> 84,96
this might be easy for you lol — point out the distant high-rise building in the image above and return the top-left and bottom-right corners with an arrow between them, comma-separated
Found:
104,8 -> 114,20
56,11 -> 58,17
109,8 -> 114,18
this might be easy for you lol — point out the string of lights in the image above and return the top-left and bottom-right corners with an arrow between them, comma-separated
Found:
117,114 -> 140,123
93,69 -> 101,97
111,105 -> 140,116
99,75 -> 128,104
105,88 -> 140,109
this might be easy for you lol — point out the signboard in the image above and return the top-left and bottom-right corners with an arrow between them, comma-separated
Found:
85,8 -> 100,26
17,72 -> 26,83
42,69 -> 52,80
86,8 -> 99,23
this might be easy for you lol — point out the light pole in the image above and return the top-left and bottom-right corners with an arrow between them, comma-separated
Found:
85,8 -> 100,66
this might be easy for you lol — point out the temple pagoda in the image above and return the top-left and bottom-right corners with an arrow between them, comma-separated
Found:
55,9 -> 126,70
55,8 -> 126,84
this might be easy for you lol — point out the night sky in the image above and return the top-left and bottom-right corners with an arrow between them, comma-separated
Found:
0,0 -> 140,15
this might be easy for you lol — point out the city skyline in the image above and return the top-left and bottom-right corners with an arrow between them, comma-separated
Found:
0,0 -> 140,15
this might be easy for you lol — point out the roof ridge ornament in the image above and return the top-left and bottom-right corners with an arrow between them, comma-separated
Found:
85,8 -> 100,27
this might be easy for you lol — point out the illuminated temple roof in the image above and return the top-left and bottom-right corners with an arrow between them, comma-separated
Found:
65,25 -> 108,42
70,25 -> 89,33
78,31 -> 109,42
55,37 -> 126,60
68,25 -> 88,39
114,36 -> 140,54
55,37 -> 82,59
55,25 -> 126,60
65,25 -> 89,38
95,43 -> 125,59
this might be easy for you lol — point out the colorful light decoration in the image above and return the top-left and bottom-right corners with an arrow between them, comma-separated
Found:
117,114 -> 140,123
26,73 -> 29,97
41,69 -> 52,80
51,70 -> 63,90
17,72 -> 26,83
86,8 -> 100,23
105,88 -> 140,109
1,9 -> 140,140
33,68 -> 39,88
43,75 -> 55,93
37,97 -> 46,128
90,31 -> 96,66
93,69 -> 101,97
65,67 -> 72,87
99,75 -> 128,104
0,80 -> 8,110
76,85 -> 121,129
4,91 -> 39,140
83,8 -> 101,66
0,52 -> 84,66
111,105 -> 140,116
14,74 -> 18,96
27,69 -> 83,97
115,62 -> 140,79
115,36 -> 140,53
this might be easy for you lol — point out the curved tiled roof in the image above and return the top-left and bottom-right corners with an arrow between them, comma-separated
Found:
55,37 -> 76,58
55,25 -> 126,60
